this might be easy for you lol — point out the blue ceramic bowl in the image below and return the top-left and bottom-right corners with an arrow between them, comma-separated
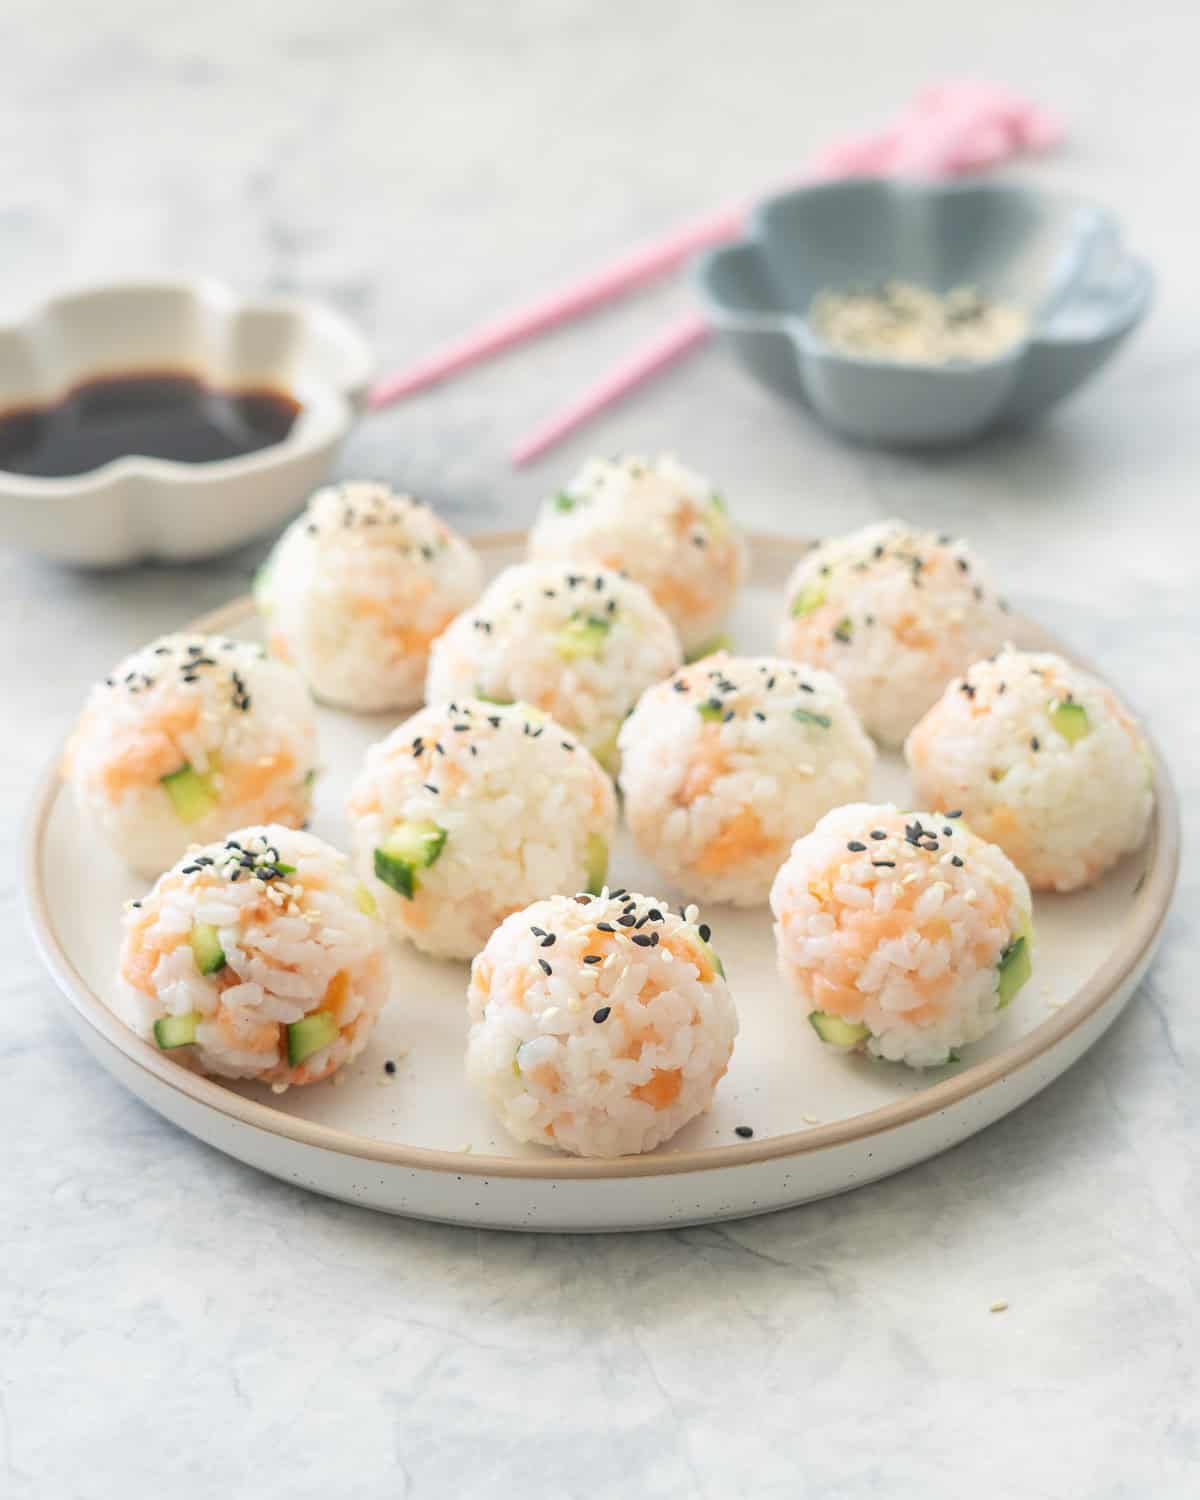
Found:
692,179 -> 1152,446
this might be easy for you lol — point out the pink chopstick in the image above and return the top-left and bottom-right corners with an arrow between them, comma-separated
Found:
367,202 -> 749,410
508,83 -> 1063,465
510,314 -> 708,467
368,80 -> 1062,444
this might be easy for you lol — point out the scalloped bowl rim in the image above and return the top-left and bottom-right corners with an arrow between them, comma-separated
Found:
696,177 -> 1154,373
0,275 -> 373,497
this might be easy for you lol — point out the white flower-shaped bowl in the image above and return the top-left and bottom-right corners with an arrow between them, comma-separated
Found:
693,179 -> 1153,446
0,278 -> 372,567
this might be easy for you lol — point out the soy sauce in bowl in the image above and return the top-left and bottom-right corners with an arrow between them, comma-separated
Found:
0,370 -> 301,478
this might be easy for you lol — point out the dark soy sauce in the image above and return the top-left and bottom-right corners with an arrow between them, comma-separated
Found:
0,370 -> 301,477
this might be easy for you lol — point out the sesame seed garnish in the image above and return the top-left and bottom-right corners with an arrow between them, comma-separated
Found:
592,1006 -> 611,1024
384,1060 -> 396,1075
951,855 -> 964,867
583,955 -> 602,965
597,922 -> 615,932
847,841 -> 867,853
946,809 -> 962,818
734,1125 -> 754,1139
1031,737 -> 1040,752
538,959 -> 552,976
871,860 -> 896,868
870,830 -> 886,840
540,933 -> 556,948
698,923 -> 711,942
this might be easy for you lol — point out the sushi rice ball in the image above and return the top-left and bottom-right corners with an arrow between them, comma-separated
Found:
905,647 -> 1154,892
348,699 -> 618,960
64,633 -> 318,876
770,803 -> 1033,1068
466,890 -> 738,1156
255,481 -> 483,711
425,561 -> 681,771
618,654 -> 875,905
528,454 -> 748,657
777,518 -> 1010,746
116,826 -> 390,1088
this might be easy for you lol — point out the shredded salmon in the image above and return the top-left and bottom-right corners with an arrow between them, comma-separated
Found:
632,1068 -> 683,1110
695,805 -> 777,874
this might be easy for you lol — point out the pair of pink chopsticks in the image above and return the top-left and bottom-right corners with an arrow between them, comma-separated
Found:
368,82 -> 1062,468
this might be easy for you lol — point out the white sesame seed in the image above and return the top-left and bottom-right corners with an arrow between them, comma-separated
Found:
990,1299 -> 1009,1314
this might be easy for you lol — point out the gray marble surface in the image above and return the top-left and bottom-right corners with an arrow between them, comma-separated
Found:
2,1 -> 1198,1495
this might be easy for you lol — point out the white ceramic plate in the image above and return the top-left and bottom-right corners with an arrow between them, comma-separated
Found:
25,534 -> 1179,1231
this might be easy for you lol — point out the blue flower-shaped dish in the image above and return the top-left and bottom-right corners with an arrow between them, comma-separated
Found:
693,179 -> 1152,446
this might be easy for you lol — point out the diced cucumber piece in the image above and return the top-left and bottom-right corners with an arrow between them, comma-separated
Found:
1050,700 -> 1090,744
996,931 -> 1032,1009
832,617 -> 854,644
160,761 -> 219,824
585,833 -> 608,896
591,732 -> 619,775
793,708 -> 832,729
808,1011 -> 870,1048
476,688 -> 513,705
304,768 -> 318,789
287,1010 -> 338,1066
355,882 -> 378,917
553,492 -> 577,512
791,581 -> 826,617
374,820 -> 447,899
554,614 -> 611,661
708,493 -> 727,515
189,922 -> 226,976
697,699 -> 725,723
252,557 -> 274,614
685,633 -> 731,664
154,1013 -> 198,1050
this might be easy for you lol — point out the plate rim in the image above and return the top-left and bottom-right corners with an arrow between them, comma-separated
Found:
24,530 -> 1181,1182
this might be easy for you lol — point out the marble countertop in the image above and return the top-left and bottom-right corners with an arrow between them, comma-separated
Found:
2,1 -> 1197,1495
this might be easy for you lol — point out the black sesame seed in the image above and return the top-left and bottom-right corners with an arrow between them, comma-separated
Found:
734,1125 -> 754,1139
597,922 -> 615,933
1031,737 -> 1040,752
951,855 -> 964,867
538,959 -> 552,976
631,933 -> 654,947
870,830 -> 887,840
946,810 -> 963,818
871,860 -> 896,868
617,915 -> 636,927
424,784 -> 439,794
540,933 -> 556,948
592,1006 -> 611,1024
384,1060 -> 397,1075
647,909 -> 663,922
698,923 -> 711,942
583,955 -> 602,965
847,841 -> 867,852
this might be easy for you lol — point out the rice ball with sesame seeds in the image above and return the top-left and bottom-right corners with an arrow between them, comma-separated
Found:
466,891 -> 738,1156
425,561 -> 682,772
255,481 -> 483,711
770,803 -> 1034,1069
116,826 -> 390,1088
618,654 -> 875,906
347,699 -> 618,960
905,647 -> 1154,892
528,454 -> 748,657
777,518 -> 1010,747
63,634 -> 318,876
